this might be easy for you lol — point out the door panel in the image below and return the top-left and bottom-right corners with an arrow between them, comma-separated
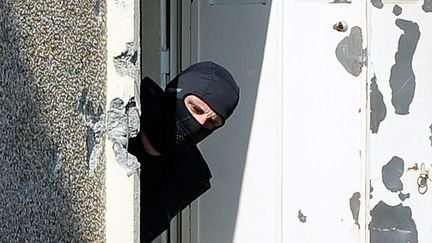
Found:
189,0 -> 432,242
282,0 -> 367,242
193,1 -> 278,243
368,3 -> 432,242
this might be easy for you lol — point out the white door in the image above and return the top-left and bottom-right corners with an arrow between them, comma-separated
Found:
193,0 -> 367,242
282,0 -> 368,242
368,2 -> 432,242
192,1 -> 280,242
183,0 -> 432,242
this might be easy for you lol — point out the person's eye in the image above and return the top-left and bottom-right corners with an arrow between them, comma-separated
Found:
192,105 -> 205,114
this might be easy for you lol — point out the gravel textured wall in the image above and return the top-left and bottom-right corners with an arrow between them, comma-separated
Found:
0,0 -> 107,242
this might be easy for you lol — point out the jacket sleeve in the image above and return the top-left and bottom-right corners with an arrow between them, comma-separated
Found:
140,146 -> 212,243
139,77 -> 165,132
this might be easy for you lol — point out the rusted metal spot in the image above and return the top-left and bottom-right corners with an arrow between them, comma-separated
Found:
407,163 -> 419,172
333,21 -> 348,32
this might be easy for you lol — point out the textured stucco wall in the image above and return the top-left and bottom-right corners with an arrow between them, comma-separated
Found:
0,0 -> 107,242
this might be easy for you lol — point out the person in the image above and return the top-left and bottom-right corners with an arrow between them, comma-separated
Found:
127,61 -> 240,242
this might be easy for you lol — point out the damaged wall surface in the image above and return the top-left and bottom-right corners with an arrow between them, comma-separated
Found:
0,0 -> 107,241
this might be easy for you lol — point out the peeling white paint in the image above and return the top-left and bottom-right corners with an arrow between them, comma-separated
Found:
369,2 -> 432,242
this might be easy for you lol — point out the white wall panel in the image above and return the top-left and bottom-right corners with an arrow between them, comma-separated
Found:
369,2 -> 432,242
191,0 -> 432,242
282,0 -> 367,242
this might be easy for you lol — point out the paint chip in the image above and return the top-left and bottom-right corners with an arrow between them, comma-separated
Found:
423,0 -> 432,12
370,74 -> 387,134
371,0 -> 384,9
398,192 -> 410,201
349,192 -> 361,229
335,26 -> 366,76
382,156 -> 404,193
393,5 -> 402,16
389,19 -> 420,115
370,201 -> 418,243
298,210 -> 307,223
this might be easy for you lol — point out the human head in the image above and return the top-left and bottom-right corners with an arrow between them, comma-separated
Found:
166,61 -> 240,124
145,61 -> 240,154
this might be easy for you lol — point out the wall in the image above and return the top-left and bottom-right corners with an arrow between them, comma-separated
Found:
105,0 -> 140,242
0,0 -> 106,241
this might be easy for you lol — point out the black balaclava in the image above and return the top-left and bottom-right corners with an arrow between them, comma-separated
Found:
142,61 -> 240,154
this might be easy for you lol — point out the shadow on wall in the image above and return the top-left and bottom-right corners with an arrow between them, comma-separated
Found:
197,2 -> 273,242
0,2 -> 106,242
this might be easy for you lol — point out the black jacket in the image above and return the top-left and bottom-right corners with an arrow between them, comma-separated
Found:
128,77 -> 212,243
131,61 -> 239,242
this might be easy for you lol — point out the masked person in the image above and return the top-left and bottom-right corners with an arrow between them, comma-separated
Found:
128,61 -> 240,242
